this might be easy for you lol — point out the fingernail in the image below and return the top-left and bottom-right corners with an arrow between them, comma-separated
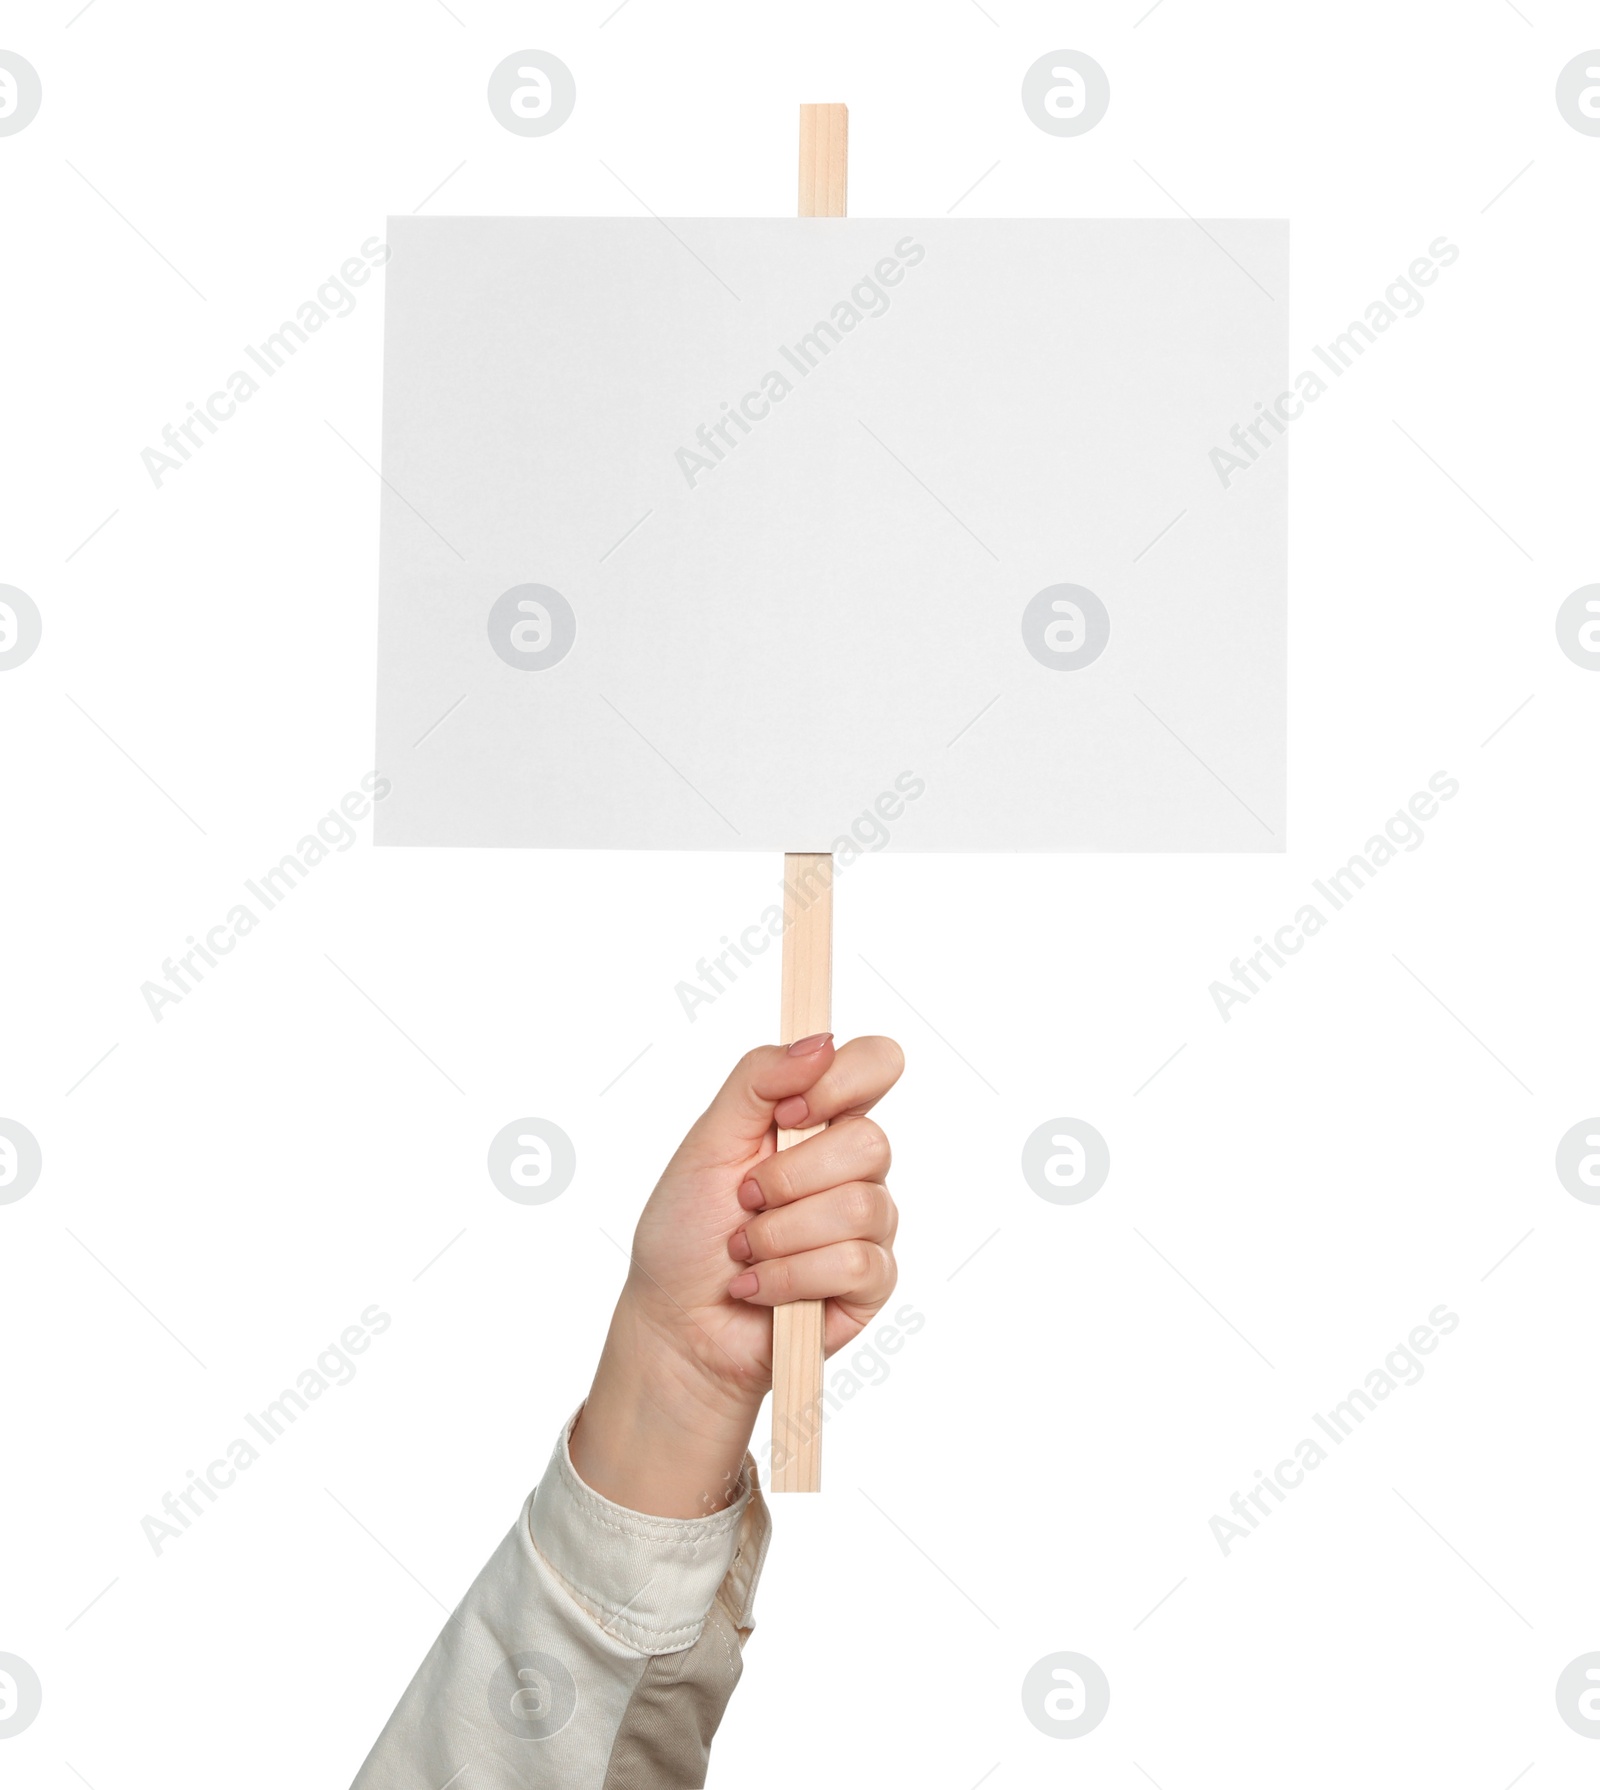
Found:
787,1031 -> 832,1056
773,1095 -> 808,1128
727,1271 -> 759,1300
737,1178 -> 765,1212
728,1229 -> 753,1263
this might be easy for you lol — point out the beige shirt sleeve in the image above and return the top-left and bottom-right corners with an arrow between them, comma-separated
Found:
349,1412 -> 771,1789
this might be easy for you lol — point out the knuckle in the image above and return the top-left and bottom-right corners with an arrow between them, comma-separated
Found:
754,1208 -> 791,1257
840,1238 -> 874,1282
857,1118 -> 892,1174
762,1156 -> 797,1204
841,1182 -> 880,1232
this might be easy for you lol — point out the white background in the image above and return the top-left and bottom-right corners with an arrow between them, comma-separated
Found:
2,3 -> 1597,1786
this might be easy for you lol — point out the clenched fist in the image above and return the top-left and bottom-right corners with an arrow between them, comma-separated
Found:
570,1034 -> 904,1516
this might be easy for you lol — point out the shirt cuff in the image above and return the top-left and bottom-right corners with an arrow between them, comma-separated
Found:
527,1408 -> 771,1656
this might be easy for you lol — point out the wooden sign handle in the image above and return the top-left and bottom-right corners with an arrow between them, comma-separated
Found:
770,104 -> 846,1495
798,100 -> 847,217
772,851 -> 833,1492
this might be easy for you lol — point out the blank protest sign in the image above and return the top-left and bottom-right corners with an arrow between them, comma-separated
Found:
374,217 -> 1287,852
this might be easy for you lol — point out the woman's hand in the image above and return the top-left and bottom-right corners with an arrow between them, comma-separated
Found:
569,1034 -> 904,1517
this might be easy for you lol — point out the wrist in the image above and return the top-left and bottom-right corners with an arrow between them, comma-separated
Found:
570,1295 -> 761,1518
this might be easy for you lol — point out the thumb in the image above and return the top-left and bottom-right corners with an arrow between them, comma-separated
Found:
681,1035 -> 834,1162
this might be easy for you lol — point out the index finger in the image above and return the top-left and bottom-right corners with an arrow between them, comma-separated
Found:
678,1034 -> 837,1165
772,1034 -> 904,1133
